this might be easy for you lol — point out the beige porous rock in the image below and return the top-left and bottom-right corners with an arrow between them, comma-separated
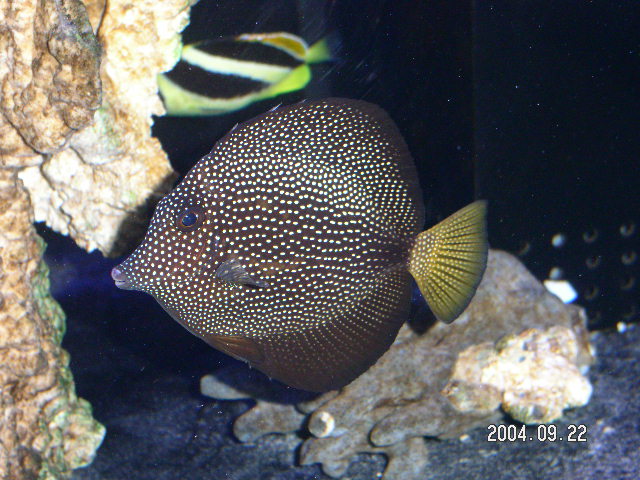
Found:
15,0 -> 194,255
0,171 -> 105,480
201,250 -> 595,480
445,326 -> 593,424
0,0 -> 101,160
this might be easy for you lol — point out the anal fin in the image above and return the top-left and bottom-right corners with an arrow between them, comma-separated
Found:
202,333 -> 265,365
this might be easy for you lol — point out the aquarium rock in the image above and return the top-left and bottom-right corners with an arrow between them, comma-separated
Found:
201,250 -> 594,480
444,325 -> 593,424
0,1 -> 193,478
13,0 -> 193,255
0,0 -> 101,158
0,170 -> 105,480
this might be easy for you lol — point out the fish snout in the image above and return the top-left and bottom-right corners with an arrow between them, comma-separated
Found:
111,266 -> 133,290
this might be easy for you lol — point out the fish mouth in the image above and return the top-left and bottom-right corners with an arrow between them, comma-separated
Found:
111,267 -> 135,290
111,232 -> 214,292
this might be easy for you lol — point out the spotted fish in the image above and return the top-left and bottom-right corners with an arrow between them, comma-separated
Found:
111,98 -> 488,392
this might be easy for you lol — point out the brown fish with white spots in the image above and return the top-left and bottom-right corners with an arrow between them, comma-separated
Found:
111,98 -> 488,392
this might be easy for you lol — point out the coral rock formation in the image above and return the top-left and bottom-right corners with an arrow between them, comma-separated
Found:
445,325 -> 593,424
0,0 -> 101,159
201,250 -> 594,480
0,171 -> 105,480
0,0 -> 194,479
15,0 -> 193,256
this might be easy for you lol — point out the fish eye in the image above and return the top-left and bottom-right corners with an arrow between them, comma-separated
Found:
175,205 -> 205,232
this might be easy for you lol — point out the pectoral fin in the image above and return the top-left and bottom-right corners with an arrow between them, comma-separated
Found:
215,258 -> 269,288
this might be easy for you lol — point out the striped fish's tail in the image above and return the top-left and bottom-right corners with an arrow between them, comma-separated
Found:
408,200 -> 488,324
306,38 -> 332,63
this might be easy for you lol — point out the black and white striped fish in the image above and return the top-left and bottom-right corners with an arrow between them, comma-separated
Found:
158,32 -> 331,116
112,98 -> 488,392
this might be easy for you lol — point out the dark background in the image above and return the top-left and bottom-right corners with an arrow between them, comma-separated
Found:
473,2 -> 639,329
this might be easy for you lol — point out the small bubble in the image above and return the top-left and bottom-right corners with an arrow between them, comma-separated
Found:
585,255 -> 602,269
582,228 -> 599,243
620,275 -> 635,291
584,285 -> 599,301
621,251 -> 637,266
551,233 -> 566,248
549,267 -> 563,279
619,222 -> 636,238
621,304 -> 637,321
516,241 -> 531,256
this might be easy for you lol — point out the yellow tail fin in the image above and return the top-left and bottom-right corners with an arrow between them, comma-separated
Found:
408,200 -> 488,324
262,64 -> 312,98
306,38 -> 332,64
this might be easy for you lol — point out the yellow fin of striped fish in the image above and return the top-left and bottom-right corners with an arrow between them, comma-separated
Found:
306,38 -> 332,63
261,64 -> 312,98
408,200 -> 488,324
